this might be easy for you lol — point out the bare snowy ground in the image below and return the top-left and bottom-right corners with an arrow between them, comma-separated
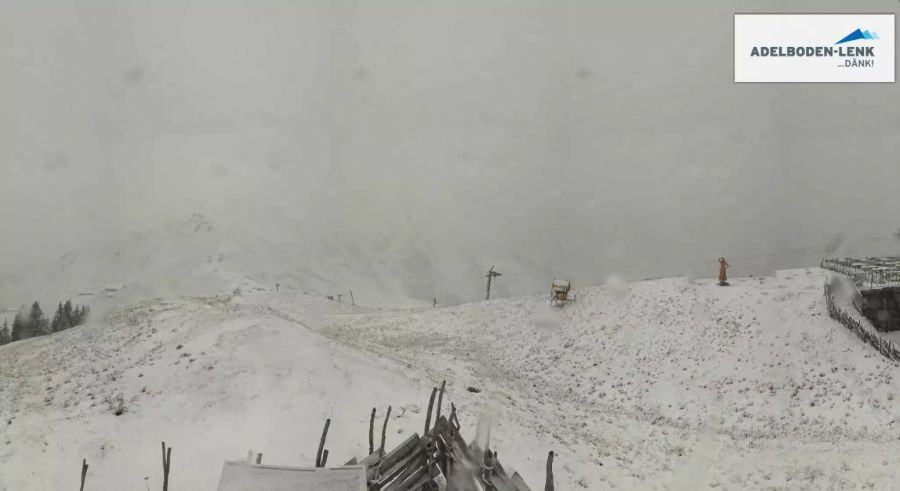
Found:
305,268 -> 900,489
0,295 -> 444,490
3,268 -> 900,489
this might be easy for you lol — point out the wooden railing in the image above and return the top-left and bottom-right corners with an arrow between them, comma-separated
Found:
824,278 -> 900,361
821,258 -> 900,290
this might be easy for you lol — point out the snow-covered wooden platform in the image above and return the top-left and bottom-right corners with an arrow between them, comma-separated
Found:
217,462 -> 366,491
822,256 -> 900,289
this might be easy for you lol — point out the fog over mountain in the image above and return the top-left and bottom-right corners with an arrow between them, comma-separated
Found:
2,0 -> 899,305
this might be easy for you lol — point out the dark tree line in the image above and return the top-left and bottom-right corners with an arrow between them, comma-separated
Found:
0,300 -> 89,346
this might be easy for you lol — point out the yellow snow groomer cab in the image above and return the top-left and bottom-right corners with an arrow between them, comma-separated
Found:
551,279 -> 575,306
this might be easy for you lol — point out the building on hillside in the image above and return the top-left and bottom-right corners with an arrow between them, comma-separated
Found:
822,256 -> 900,331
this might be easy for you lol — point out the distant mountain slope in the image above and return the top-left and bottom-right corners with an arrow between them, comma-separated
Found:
0,213 -> 440,312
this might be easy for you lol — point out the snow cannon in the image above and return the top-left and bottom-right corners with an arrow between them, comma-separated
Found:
550,279 -> 575,306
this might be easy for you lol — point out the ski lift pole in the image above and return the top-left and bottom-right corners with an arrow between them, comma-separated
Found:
485,266 -> 502,300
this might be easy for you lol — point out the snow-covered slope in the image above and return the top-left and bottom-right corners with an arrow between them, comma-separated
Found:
0,213 -> 431,314
4,267 -> 900,490
0,293 -> 440,490
314,268 -> 900,489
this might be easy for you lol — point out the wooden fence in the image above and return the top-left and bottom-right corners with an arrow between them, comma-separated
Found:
823,279 -> 900,362
76,382 -> 547,490
821,258 -> 900,290
349,383 -> 535,491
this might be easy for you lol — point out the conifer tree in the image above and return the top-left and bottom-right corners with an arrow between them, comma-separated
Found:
29,301 -> 49,336
11,311 -> 27,341
0,319 -> 10,345
63,300 -> 74,327
60,302 -> 71,329
51,302 -> 64,333
60,312 -> 70,330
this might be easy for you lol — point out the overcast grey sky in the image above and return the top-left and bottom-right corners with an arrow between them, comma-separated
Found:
1,0 -> 899,303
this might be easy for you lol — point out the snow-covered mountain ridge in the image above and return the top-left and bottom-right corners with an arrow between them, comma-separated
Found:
0,213 -> 439,314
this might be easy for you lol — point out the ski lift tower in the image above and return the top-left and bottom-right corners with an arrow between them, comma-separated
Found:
485,266 -> 502,300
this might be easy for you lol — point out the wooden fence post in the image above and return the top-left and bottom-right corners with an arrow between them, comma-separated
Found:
316,419 -> 331,468
379,406 -> 392,456
79,459 -> 88,491
161,442 -> 172,491
435,380 -> 446,427
449,402 -> 458,429
369,408 -> 376,455
544,451 -> 554,491
424,387 -> 438,435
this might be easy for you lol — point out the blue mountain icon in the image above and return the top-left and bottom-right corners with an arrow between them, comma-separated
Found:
836,28 -> 879,44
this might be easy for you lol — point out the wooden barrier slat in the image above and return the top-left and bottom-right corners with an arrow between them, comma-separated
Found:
374,443 -> 422,486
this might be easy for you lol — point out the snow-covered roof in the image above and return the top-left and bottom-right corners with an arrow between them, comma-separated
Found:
216,462 -> 366,491
822,256 -> 900,289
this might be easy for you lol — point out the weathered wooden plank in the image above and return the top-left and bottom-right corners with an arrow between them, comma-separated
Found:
366,433 -> 420,482
492,456 -> 526,490
443,443 -> 480,491
377,450 -> 424,488
388,434 -> 437,491
359,450 -> 381,467
381,434 -> 421,470
466,445 -> 524,491
373,439 -> 424,486
355,406 -> 535,491
382,463 -> 427,491
388,453 -> 428,489
405,464 -> 444,491
509,472 -> 531,491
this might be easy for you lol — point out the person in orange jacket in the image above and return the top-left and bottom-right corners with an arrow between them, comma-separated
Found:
718,257 -> 729,286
